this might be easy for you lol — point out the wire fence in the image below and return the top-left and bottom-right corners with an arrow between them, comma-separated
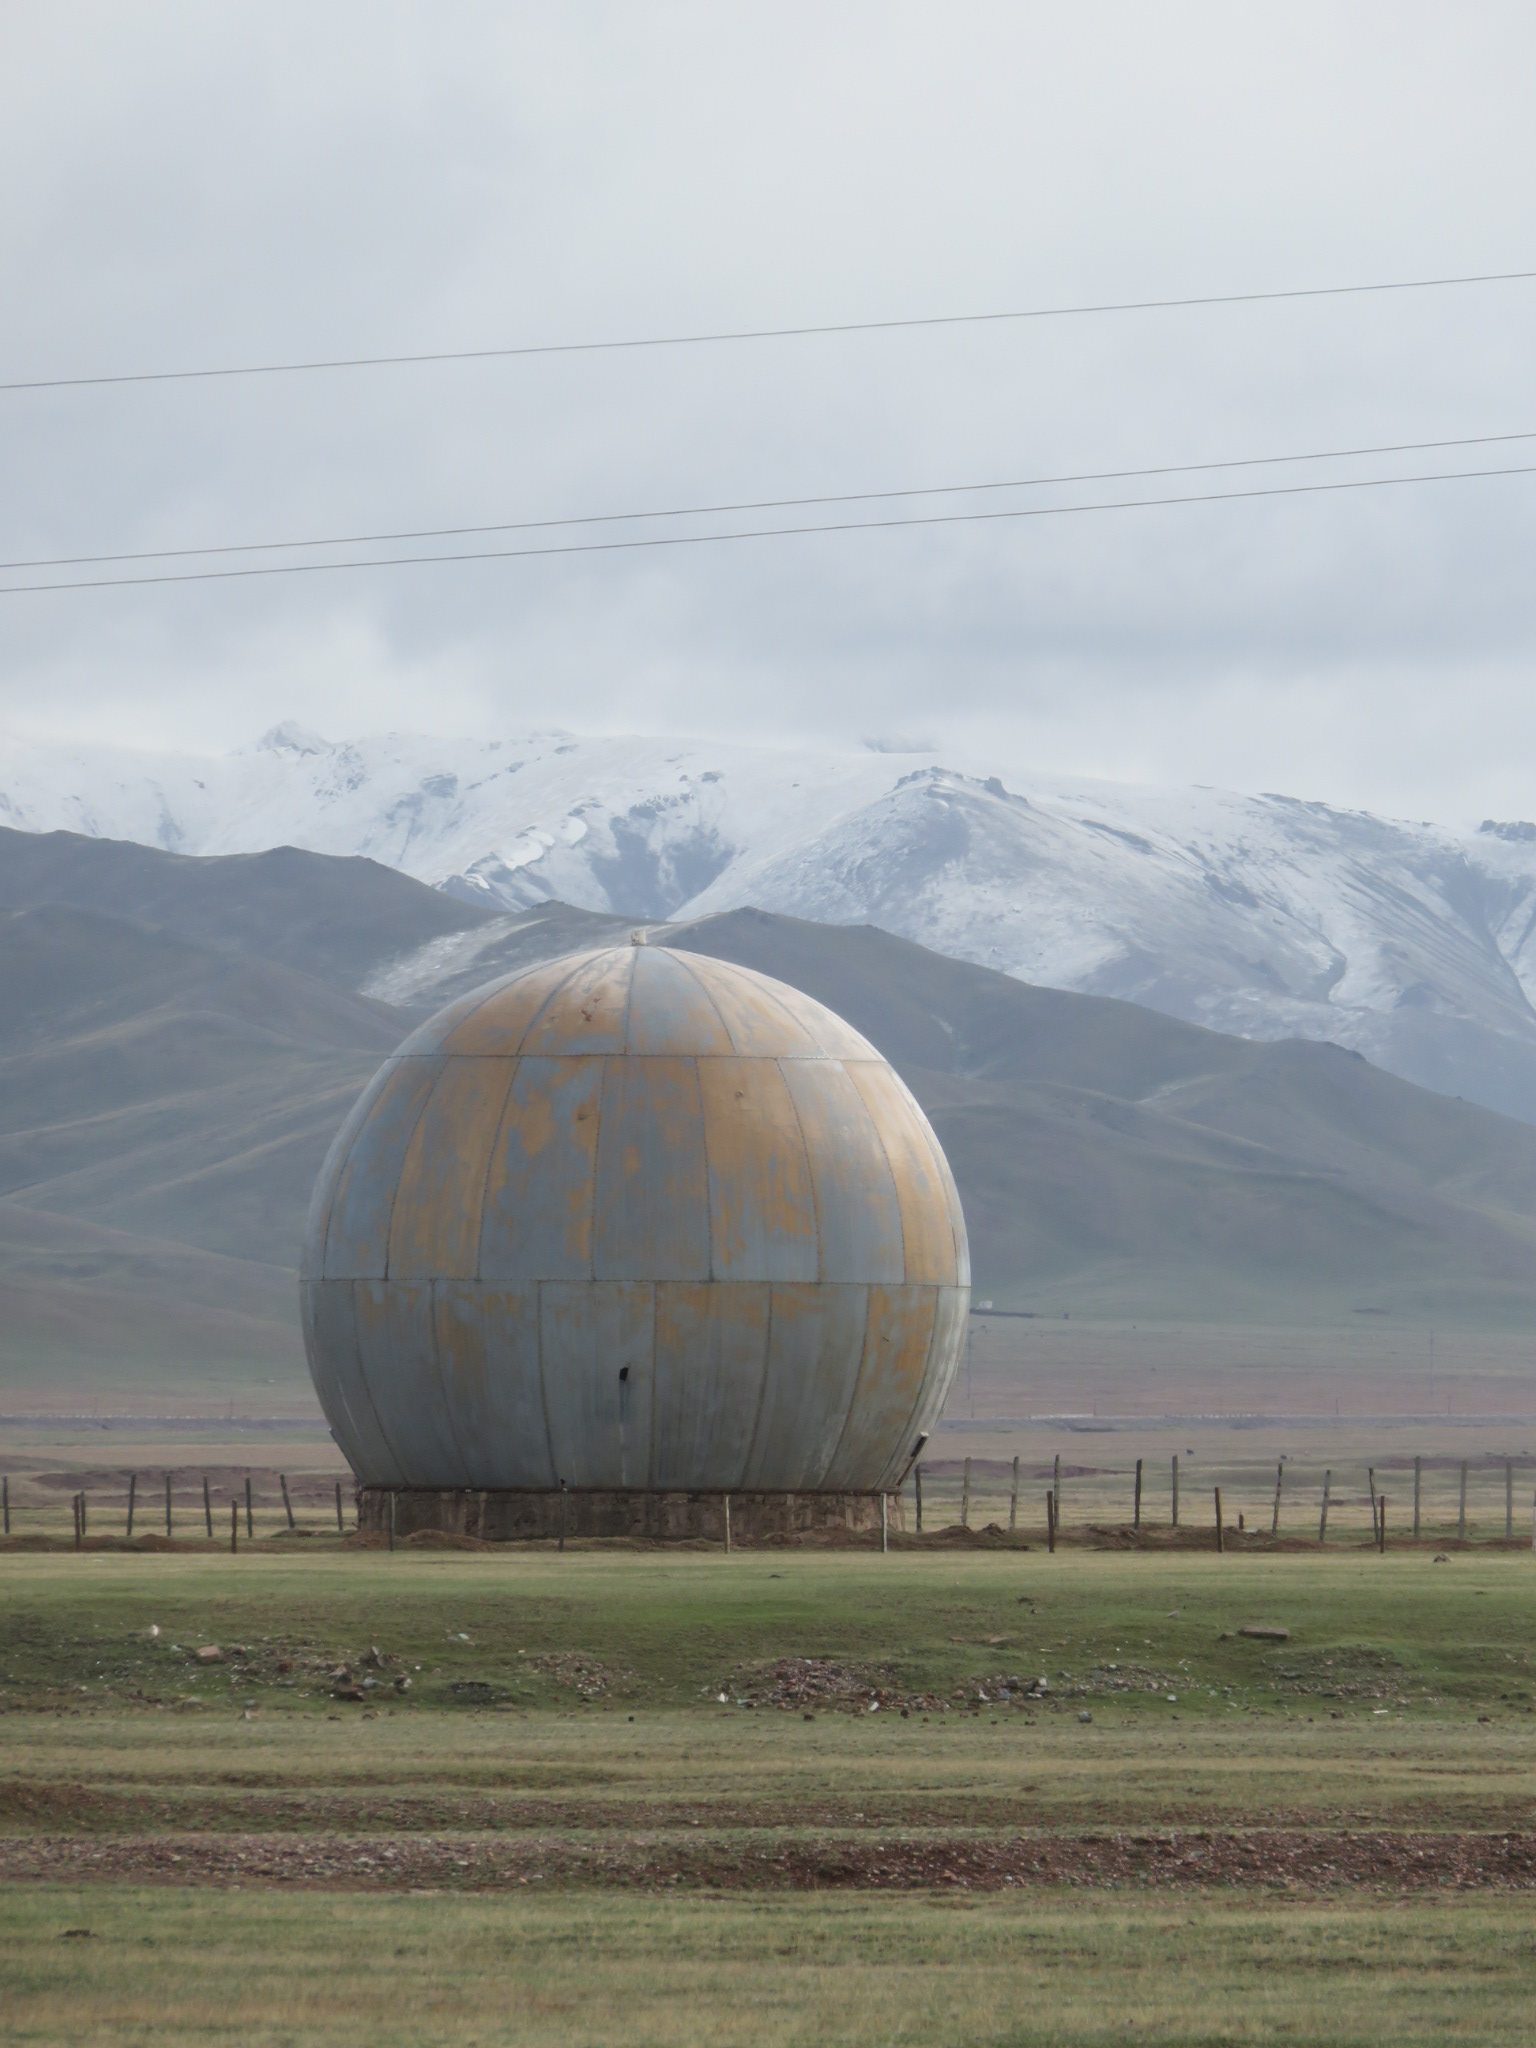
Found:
3,1451 -> 1535,1549
908,1452 -> 1536,1545
0,1469 -> 354,1545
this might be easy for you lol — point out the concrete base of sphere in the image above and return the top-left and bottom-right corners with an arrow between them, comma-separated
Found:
357,1485 -> 895,1543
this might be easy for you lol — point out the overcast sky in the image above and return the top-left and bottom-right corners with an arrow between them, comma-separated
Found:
3,2 -> 1534,821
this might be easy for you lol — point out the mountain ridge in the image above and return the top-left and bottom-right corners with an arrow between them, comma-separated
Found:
5,722 -> 1536,1125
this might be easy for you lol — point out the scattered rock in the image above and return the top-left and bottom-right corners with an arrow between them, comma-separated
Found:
193,1646 -> 224,1664
1077,1711 -> 1093,1724
1237,1625 -> 1290,1642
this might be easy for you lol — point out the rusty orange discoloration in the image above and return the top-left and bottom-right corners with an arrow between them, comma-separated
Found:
387,1057 -> 516,1278
437,956 -> 583,1055
843,1061 -> 959,1284
518,950 -> 635,1055
697,1055 -> 818,1279
320,1057 -> 443,1279
479,1055 -> 603,1280
593,1054 -> 710,1280
628,945 -> 734,1054
821,1283 -> 938,1490
666,950 -> 822,1058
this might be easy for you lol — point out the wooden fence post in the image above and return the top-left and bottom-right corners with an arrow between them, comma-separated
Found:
1133,1458 -> 1143,1530
960,1457 -> 972,1529
387,1491 -> 396,1551
914,1463 -> 924,1533
126,1472 -> 137,1540
1367,1467 -> 1378,1544
280,1474 -> 295,1530
1377,1494 -> 1387,1554
202,1477 -> 213,1539
73,1493 -> 82,1550
1045,1491 -> 1057,1554
164,1473 -> 173,1539
1413,1456 -> 1422,1540
1214,1487 -> 1224,1554
880,1492 -> 888,1555
724,1493 -> 733,1554
1,1474 -> 8,1537
335,1481 -> 345,1534
1171,1455 -> 1180,1528
1009,1456 -> 1019,1533
1318,1469 -> 1332,1544
244,1476 -> 253,1539
1271,1461 -> 1284,1536
1506,1462 -> 1514,1540
557,1480 -> 567,1553
1458,1461 -> 1468,1541
230,1500 -> 238,1555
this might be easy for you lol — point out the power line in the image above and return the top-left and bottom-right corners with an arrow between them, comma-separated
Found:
4,460 -> 1532,596
6,427 -> 1534,573
4,267 -> 1535,394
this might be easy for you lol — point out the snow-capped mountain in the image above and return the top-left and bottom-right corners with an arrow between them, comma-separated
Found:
6,720 -> 1536,1123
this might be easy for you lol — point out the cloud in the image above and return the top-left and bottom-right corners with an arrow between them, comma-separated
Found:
2,0 -> 1534,821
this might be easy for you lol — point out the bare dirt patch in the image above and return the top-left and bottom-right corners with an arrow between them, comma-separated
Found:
7,1828 -> 1536,1894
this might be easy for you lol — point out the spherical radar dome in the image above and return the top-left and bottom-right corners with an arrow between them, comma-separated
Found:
302,944 -> 969,1496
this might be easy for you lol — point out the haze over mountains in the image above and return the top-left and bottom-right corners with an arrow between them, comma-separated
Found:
4,824 -> 1536,1408
6,724 -> 1536,1126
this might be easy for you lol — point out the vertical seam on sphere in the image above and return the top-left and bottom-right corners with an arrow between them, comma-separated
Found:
616,944 -> 641,1052
471,1058 -> 521,1283
424,1277 -> 476,1476
738,1284 -> 776,1487
534,1279 -> 560,1489
645,1283 -> 660,1488
874,1286 -> 945,1492
348,1279 -> 412,1485
584,1057 -> 605,1280
776,1057 -> 825,1280
428,957 -> 553,1050
380,1067 -> 444,1281
514,950 -> 613,1053
853,1066 -> 911,1282
815,1281 -> 876,1490
729,971 -> 827,1057
667,949 -> 738,1050
693,1053 -> 719,1280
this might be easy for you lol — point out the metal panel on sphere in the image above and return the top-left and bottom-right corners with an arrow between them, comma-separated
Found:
539,1279 -> 656,1487
650,1280 -> 771,1489
431,1281 -> 553,1488
478,1055 -> 604,1281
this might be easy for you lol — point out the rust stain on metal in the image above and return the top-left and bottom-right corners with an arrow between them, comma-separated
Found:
843,1060 -> 959,1284
479,1056 -> 602,1280
440,956 -> 584,1056
387,1057 -> 514,1279
697,1055 -> 818,1280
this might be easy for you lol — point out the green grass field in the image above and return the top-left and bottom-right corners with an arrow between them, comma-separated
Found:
6,1548 -> 1536,2044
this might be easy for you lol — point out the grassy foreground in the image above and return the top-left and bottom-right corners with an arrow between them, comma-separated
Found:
5,1548 -> 1536,2044
8,1887 -> 1536,2048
